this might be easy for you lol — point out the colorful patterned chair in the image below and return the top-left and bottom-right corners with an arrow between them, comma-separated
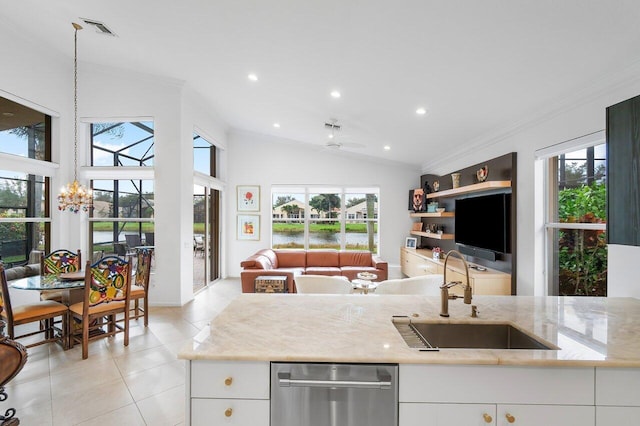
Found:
130,248 -> 152,326
40,249 -> 82,275
0,265 -> 68,349
40,249 -> 81,303
69,256 -> 131,359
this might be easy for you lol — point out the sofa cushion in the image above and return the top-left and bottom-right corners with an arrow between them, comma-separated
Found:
4,267 -> 27,282
275,250 -> 306,268
240,254 -> 272,270
306,250 -> 339,267
257,249 -> 278,269
305,267 -> 341,276
24,263 -> 41,276
339,251 -> 372,267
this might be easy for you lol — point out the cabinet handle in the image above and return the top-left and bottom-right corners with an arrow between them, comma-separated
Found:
225,408 -> 233,417
483,413 -> 492,423
224,377 -> 233,386
505,413 -> 515,423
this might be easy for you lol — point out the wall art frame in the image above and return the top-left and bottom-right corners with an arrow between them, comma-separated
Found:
237,185 -> 260,212
237,214 -> 260,241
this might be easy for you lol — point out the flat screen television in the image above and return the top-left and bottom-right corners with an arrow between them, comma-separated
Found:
455,193 -> 511,254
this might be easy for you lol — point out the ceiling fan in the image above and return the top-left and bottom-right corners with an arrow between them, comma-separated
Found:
324,119 -> 365,150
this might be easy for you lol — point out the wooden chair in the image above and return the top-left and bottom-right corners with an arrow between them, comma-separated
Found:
40,249 -> 82,275
40,249 -> 81,302
69,256 -> 131,359
294,275 -> 353,294
130,248 -> 152,326
0,265 -> 68,349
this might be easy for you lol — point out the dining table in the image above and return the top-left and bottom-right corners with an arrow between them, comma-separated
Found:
10,273 -> 85,349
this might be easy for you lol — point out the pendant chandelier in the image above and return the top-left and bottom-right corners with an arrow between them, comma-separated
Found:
58,23 -> 93,213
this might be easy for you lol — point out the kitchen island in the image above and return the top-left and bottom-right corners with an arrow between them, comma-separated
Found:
179,294 -> 640,425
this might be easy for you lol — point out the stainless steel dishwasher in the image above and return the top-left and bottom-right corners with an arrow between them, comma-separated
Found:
271,362 -> 398,426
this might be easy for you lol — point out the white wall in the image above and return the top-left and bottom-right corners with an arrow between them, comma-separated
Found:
1,20 -> 230,305
424,70 -> 640,295
225,130 -> 419,278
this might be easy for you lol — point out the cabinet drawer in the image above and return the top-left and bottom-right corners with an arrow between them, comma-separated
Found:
596,368 -> 640,406
191,398 -> 269,426
400,403 -> 496,425
400,365 -> 594,405
191,360 -> 270,399
497,404 -> 594,426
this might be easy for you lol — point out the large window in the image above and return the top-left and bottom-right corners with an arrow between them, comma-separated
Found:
272,187 -> 379,252
89,122 -> 154,255
543,139 -> 607,296
0,96 -> 51,265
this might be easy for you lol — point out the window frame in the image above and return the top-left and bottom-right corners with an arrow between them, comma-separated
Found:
0,95 -> 54,264
537,131 -> 607,296
86,120 -> 156,255
271,186 -> 380,253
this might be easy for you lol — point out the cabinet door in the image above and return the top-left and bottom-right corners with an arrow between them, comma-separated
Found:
400,403 -> 496,426
596,406 -> 640,426
191,399 -> 269,426
497,404 -> 594,426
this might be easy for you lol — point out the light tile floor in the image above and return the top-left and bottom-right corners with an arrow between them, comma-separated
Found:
2,278 -> 242,426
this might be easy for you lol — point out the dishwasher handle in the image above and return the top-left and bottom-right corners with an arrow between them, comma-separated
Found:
278,372 -> 392,390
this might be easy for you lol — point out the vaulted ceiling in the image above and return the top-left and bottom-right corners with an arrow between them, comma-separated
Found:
3,1 -> 640,168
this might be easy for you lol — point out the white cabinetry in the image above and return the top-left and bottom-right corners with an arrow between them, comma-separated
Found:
400,403 -> 496,425
496,404 -> 594,426
188,360 -> 270,426
595,368 -> 640,426
399,365 -> 595,426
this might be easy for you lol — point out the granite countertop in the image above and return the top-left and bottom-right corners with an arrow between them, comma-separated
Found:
178,294 -> 640,367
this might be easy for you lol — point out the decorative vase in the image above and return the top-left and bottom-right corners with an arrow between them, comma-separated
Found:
451,173 -> 461,189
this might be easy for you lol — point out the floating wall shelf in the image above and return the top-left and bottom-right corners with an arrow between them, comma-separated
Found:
426,180 -> 511,199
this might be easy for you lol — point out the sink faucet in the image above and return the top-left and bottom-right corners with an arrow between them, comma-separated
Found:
439,250 -> 472,317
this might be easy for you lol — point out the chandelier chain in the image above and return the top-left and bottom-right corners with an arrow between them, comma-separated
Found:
74,25 -> 79,181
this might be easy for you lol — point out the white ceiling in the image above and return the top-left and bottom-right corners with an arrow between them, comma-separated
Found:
3,1 -> 640,168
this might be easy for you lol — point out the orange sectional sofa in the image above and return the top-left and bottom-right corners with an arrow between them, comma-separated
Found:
240,249 -> 388,293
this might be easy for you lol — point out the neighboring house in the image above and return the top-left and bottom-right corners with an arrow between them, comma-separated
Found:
341,201 -> 378,221
272,200 -> 306,220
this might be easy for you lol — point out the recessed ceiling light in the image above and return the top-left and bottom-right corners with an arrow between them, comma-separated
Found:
416,107 -> 427,115
248,73 -> 258,82
328,133 -> 334,139
273,123 -> 280,128
330,90 -> 341,98
383,145 -> 391,151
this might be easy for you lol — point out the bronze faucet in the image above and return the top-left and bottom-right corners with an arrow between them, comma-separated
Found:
439,250 -> 472,317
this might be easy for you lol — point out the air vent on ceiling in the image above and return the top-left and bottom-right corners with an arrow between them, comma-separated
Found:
324,121 -> 341,131
80,18 -> 116,36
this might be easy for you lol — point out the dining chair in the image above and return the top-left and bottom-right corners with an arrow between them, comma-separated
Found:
294,275 -> 353,294
375,275 -> 444,295
0,264 -> 68,349
40,249 -> 82,303
130,248 -> 152,326
69,256 -> 131,359
41,249 -> 82,275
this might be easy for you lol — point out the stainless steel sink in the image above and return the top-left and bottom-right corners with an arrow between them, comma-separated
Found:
393,318 -> 557,350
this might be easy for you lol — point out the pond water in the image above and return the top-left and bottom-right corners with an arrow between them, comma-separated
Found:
273,231 -> 378,248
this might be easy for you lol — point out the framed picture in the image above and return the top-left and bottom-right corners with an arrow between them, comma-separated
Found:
237,215 -> 260,240
409,188 -> 425,212
405,237 -> 417,249
237,185 -> 260,211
